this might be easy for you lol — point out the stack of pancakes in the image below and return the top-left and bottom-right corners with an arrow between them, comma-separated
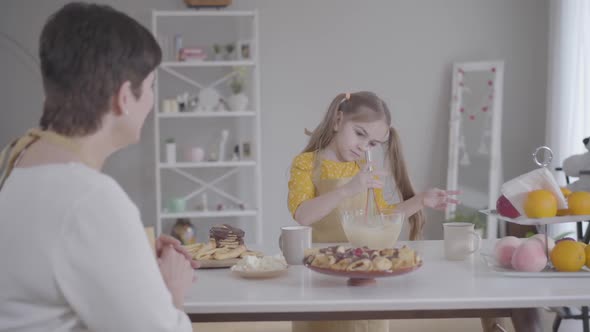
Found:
209,224 -> 245,249
185,224 -> 261,261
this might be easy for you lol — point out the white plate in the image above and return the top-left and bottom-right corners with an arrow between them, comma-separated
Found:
481,253 -> 590,278
231,267 -> 288,279
198,258 -> 240,269
480,209 -> 590,226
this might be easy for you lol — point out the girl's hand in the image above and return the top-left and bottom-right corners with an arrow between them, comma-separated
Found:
341,163 -> 388,198
420,188 -> 461,210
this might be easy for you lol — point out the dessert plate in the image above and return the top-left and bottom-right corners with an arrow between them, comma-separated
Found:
198,258 -> 240,269
304,262 -> 422,286
231,267 -> 288,279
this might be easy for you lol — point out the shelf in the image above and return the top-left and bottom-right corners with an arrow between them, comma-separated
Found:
160,210 -> 258,219
157,111 -> 256,118
480,209 -> 590,226
160,61 -> 255,68
159,161 -> 256,169
153,9 -> 262,244
154,10 -> 256,18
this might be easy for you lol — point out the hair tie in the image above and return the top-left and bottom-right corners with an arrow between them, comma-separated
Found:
339,93 -> 351,107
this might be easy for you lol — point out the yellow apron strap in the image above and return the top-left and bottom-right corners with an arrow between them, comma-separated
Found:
0,128 -> 84,191
29,128 -> 81,155
311,151 -> 321,191
0,140 -> 15,177
0,132 -> 40,191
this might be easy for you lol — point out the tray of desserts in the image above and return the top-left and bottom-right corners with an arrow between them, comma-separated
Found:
303,245 -> 422,286
184,224 -> 262,269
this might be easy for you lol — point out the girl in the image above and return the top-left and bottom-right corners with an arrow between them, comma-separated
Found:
287,91 -> 459,332
0,3 -> 195,331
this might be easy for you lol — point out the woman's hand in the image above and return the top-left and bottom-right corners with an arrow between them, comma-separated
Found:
158,245 -> 195,310
420,188 -> 461,210
156,234 -> 200,269
340,163 -> 387,198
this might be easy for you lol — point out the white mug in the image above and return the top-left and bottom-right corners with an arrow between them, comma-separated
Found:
279,226 -> 311,265
443,222 -> 482,261
186,147 -> 204,162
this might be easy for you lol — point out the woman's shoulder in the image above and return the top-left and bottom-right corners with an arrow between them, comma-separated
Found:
63,165 -> 139,225
291,152 -> 315,171
13,163 -> 130,206
54,163 -> 123,193
67,165 -> 135,209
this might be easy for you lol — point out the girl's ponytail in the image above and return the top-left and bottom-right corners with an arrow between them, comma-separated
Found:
302,93 -> 347,153
387,126 -> 425,240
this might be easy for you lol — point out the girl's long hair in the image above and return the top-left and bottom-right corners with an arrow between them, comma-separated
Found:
304,91 -> 425,240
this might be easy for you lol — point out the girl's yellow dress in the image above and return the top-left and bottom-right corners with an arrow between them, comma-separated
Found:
288,152 -> 394,332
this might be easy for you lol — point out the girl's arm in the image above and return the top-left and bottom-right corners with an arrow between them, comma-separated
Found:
293,166 -> 386,226
294,187 -> 349,226
391,193 -> 426,218
288,153 -> 386,226
393,189 -> 461,217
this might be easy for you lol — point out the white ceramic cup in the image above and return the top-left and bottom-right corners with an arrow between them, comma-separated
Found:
186,147 -> 204,162
279,226 -> 311,265
443,222 -> 482,261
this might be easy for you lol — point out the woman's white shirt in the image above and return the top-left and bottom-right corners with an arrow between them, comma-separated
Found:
0,163 -> 191,332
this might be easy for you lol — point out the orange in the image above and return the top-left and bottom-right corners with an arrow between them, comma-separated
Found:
551,240 -> 586,272
568,191 -> 590,215
585,245 -> 590,268
523,190 -> 557,218
561,187 -> 573,198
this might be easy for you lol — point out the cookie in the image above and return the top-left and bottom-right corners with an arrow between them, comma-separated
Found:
372,256 -> 392,271
346,258 -> 372,271
213,245 -> 246,260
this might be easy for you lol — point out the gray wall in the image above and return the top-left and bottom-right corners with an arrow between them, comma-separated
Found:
0,0 -> 548,248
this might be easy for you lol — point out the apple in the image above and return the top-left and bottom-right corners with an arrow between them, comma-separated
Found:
496,195 -> 521,218
511,238 -> 547,272
494,236 -> 522,268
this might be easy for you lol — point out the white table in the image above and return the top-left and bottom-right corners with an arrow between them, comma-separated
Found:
185,240 -> 590,324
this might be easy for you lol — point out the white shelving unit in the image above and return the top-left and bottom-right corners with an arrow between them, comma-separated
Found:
161,60 -> 255,68
158,161 -> 256,169
157,111 -> 256,119
152,10 -> 262,244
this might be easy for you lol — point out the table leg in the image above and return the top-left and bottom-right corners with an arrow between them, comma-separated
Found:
582,306 -> 589,332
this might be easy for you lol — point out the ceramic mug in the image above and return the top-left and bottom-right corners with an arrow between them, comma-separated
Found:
278,226 -> 311,265
443,222 -> 482,260
186,147 -> 204,162
168,198 -> 186,213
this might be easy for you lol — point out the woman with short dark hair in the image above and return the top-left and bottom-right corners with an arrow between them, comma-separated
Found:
0,3 -> 195,331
